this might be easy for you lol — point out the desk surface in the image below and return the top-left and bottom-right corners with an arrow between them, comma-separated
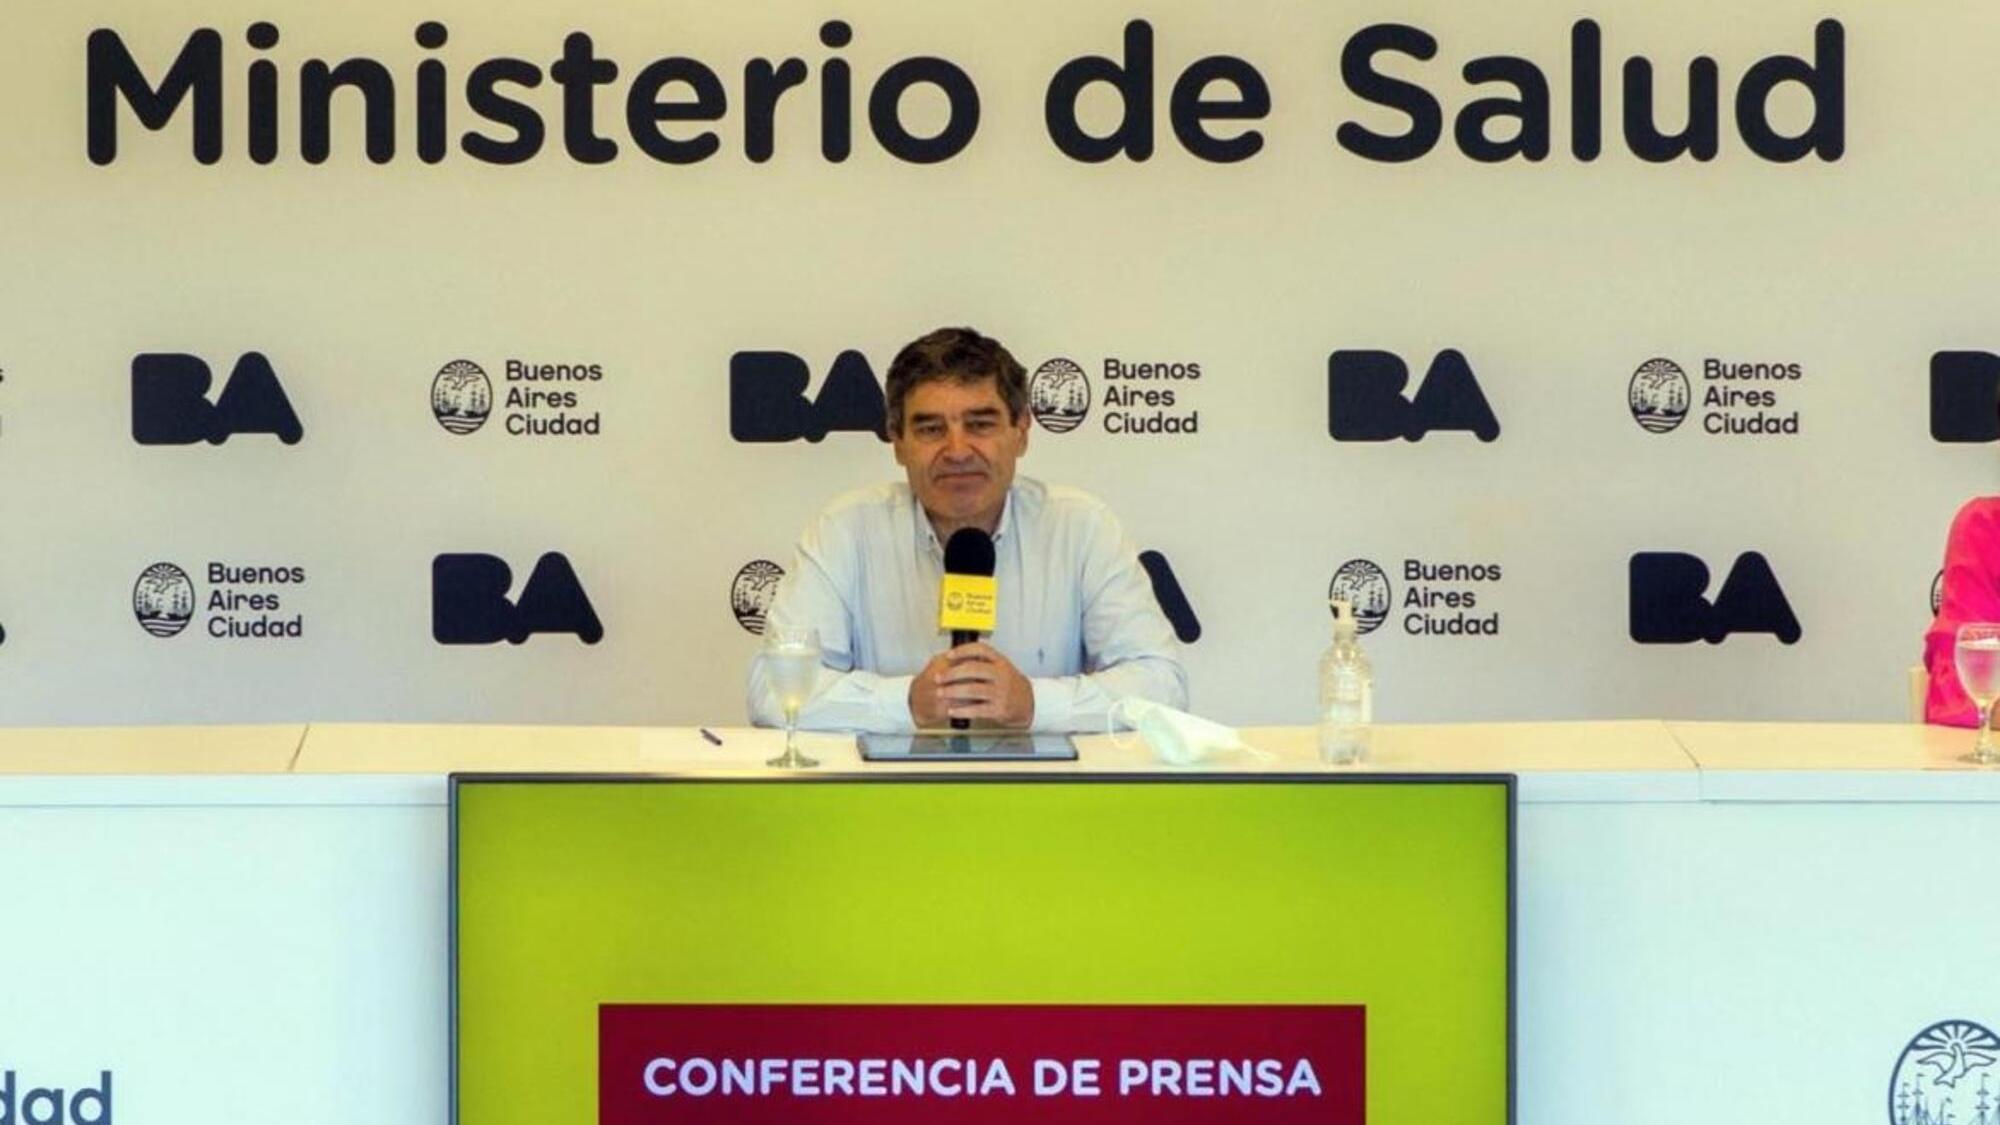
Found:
0,720 -> 1691,774
0,724 -> 305,774
1,721 -> 1997,804
1666,720 -> 1973,769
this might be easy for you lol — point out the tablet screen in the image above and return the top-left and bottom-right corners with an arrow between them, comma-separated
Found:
859,731 -> 1079,761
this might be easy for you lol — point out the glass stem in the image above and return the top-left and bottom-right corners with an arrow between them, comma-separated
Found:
785,706 -> 800,756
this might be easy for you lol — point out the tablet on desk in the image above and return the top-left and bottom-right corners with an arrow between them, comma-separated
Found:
859,731 -> 1079,762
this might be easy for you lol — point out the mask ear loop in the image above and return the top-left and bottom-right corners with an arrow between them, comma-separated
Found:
1210,730 -> 1276,765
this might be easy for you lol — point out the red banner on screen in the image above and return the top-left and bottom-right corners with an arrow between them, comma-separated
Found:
599,1003 -> 1364,1125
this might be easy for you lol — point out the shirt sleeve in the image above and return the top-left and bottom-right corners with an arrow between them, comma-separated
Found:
746,513 -> 917,734
1925,499 -> 2000,727
1026,507 -> 1189,733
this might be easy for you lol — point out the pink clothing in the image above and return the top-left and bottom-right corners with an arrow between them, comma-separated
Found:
1925,496 -> 2000,726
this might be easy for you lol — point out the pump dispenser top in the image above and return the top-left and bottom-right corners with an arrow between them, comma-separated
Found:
1319,597 -> 1372,765
1331,598 -> 1357,644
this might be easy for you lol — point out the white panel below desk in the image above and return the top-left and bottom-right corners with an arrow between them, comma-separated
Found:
1,724 -> 1996,1125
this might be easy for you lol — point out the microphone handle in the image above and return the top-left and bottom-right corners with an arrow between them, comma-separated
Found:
948,629 -> 978,730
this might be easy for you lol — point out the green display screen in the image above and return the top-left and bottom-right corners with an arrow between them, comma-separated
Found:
453,774 -> 1513,1125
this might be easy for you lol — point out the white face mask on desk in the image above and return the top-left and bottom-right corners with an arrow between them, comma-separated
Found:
1108,698 -> 1253,766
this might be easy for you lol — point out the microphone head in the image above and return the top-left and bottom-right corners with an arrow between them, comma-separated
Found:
939,527 -> 998,637
943,527 -> 996,577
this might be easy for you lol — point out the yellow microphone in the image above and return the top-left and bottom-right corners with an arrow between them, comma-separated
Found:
940,528 -> 998,729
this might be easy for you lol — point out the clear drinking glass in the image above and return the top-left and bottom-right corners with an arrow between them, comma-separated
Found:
1954,622 -> 2000,766
764,625 -> 823,769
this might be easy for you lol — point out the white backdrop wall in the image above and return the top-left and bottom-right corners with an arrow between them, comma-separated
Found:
0,0 -> 1993,727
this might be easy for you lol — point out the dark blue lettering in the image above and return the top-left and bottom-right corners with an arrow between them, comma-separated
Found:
300,57 -> 396,163
432,552 -> 602,645
1930,351 -> 2000,443
1337,24 -> 1441,163
132,352 -> 304,445
207,352 -> 305,443
462,58 -> 545,163
1328,349 -> 1499,441
1169,55 -> 1269,163
868,57 -> 979,164
730,350 -> 887,442
1630,551 -> 1801,644
1045,20 -> 1153,162
1735,20 -> 1844,162
87,28 -> 222,164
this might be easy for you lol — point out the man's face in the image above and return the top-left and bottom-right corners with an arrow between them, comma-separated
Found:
892,376 -> 1030,533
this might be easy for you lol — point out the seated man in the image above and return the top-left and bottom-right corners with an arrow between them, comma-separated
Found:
747,326 -> 1188,732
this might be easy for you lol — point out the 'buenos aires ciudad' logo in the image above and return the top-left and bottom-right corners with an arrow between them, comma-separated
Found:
1890,1019 -> 1998,1124
432,359 -> 493,435
436,356 -> 606,437
1029,358 -> 1091,434
1630,353 -> 1802,437
1328,556 -> 1503,638
1628,358 -> 1691,434
730,560 -> 785,635
1327,560 -> 1391,636
133,562 -> 195,638
1030,353 -> 1203,435
133,562 -> 307,640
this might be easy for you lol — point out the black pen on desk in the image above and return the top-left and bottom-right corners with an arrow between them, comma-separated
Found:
698,728 -> 723,746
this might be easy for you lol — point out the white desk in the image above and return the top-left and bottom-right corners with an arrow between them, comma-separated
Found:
0,721 -> 1992,1125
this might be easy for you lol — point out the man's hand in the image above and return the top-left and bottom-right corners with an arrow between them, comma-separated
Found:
908,642 -> 1036,729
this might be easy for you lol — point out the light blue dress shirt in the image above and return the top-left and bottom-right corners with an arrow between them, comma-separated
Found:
747,476 -> 1188,733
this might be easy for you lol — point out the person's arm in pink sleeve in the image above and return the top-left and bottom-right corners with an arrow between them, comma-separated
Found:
1926,499 -> 2000,726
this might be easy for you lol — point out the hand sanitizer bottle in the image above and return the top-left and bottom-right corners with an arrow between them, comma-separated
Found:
1319,599 -> 1373,765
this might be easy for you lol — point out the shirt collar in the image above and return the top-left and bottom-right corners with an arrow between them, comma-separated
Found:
914,485 -> 1017,558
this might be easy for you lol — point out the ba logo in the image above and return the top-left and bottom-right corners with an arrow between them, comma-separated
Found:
1327,559 -> 1391,635
1328,349 -> 1500,442
731,560 -> 784,636
1930,352 -> 2000,443
1629,357 -> 1691,433
1889,1019 -> 1998,1124
1629,552 -> 1802,644
1934,569 -> 1946,616
131,352 -> 303,445
1029,358 -> 1091,434
432,360 -> 492,435
133,562 -> 195,638
432,553 -> 603,644
730,350 -> 887,442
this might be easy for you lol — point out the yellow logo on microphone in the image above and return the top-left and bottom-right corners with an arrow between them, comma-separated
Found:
938,574 -> 997,632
